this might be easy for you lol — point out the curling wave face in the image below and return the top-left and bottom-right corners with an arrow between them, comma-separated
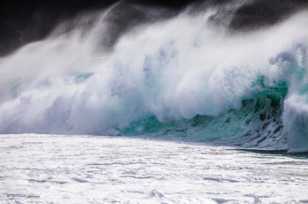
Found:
0,6 -> 308,152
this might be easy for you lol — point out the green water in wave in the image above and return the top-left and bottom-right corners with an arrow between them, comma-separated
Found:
122,76 -> 288,143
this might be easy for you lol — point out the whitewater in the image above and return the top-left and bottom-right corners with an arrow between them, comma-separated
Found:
1,5 -> 308,152
1,134 -> 308,203
1,2 -> 308,203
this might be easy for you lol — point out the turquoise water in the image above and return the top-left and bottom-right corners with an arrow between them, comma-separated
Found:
121,76 -> 288,150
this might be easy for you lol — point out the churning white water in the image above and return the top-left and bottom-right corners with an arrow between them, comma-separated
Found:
1,134 -> 308,204
0,6 -> 308,152
1,3 -> 308,203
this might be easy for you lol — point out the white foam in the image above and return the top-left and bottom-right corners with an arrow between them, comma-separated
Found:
0,7 -> 308,142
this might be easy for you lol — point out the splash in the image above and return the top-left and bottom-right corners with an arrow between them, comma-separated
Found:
0,5 -> 308,152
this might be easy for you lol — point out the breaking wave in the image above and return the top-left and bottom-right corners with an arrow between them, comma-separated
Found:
0,5 -> 308,152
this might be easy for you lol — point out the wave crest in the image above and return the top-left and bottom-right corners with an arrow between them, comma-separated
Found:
0,6 -> 308,152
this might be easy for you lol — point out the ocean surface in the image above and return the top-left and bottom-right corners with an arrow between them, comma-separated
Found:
1,1 -> 308,203
0,4 -> 308,153
1,134 -> 308,204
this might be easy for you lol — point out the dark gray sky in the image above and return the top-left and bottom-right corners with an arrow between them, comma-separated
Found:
0,0 -> 307,56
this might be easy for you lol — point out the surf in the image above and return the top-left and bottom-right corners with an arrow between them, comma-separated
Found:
0,2 -> 308,153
